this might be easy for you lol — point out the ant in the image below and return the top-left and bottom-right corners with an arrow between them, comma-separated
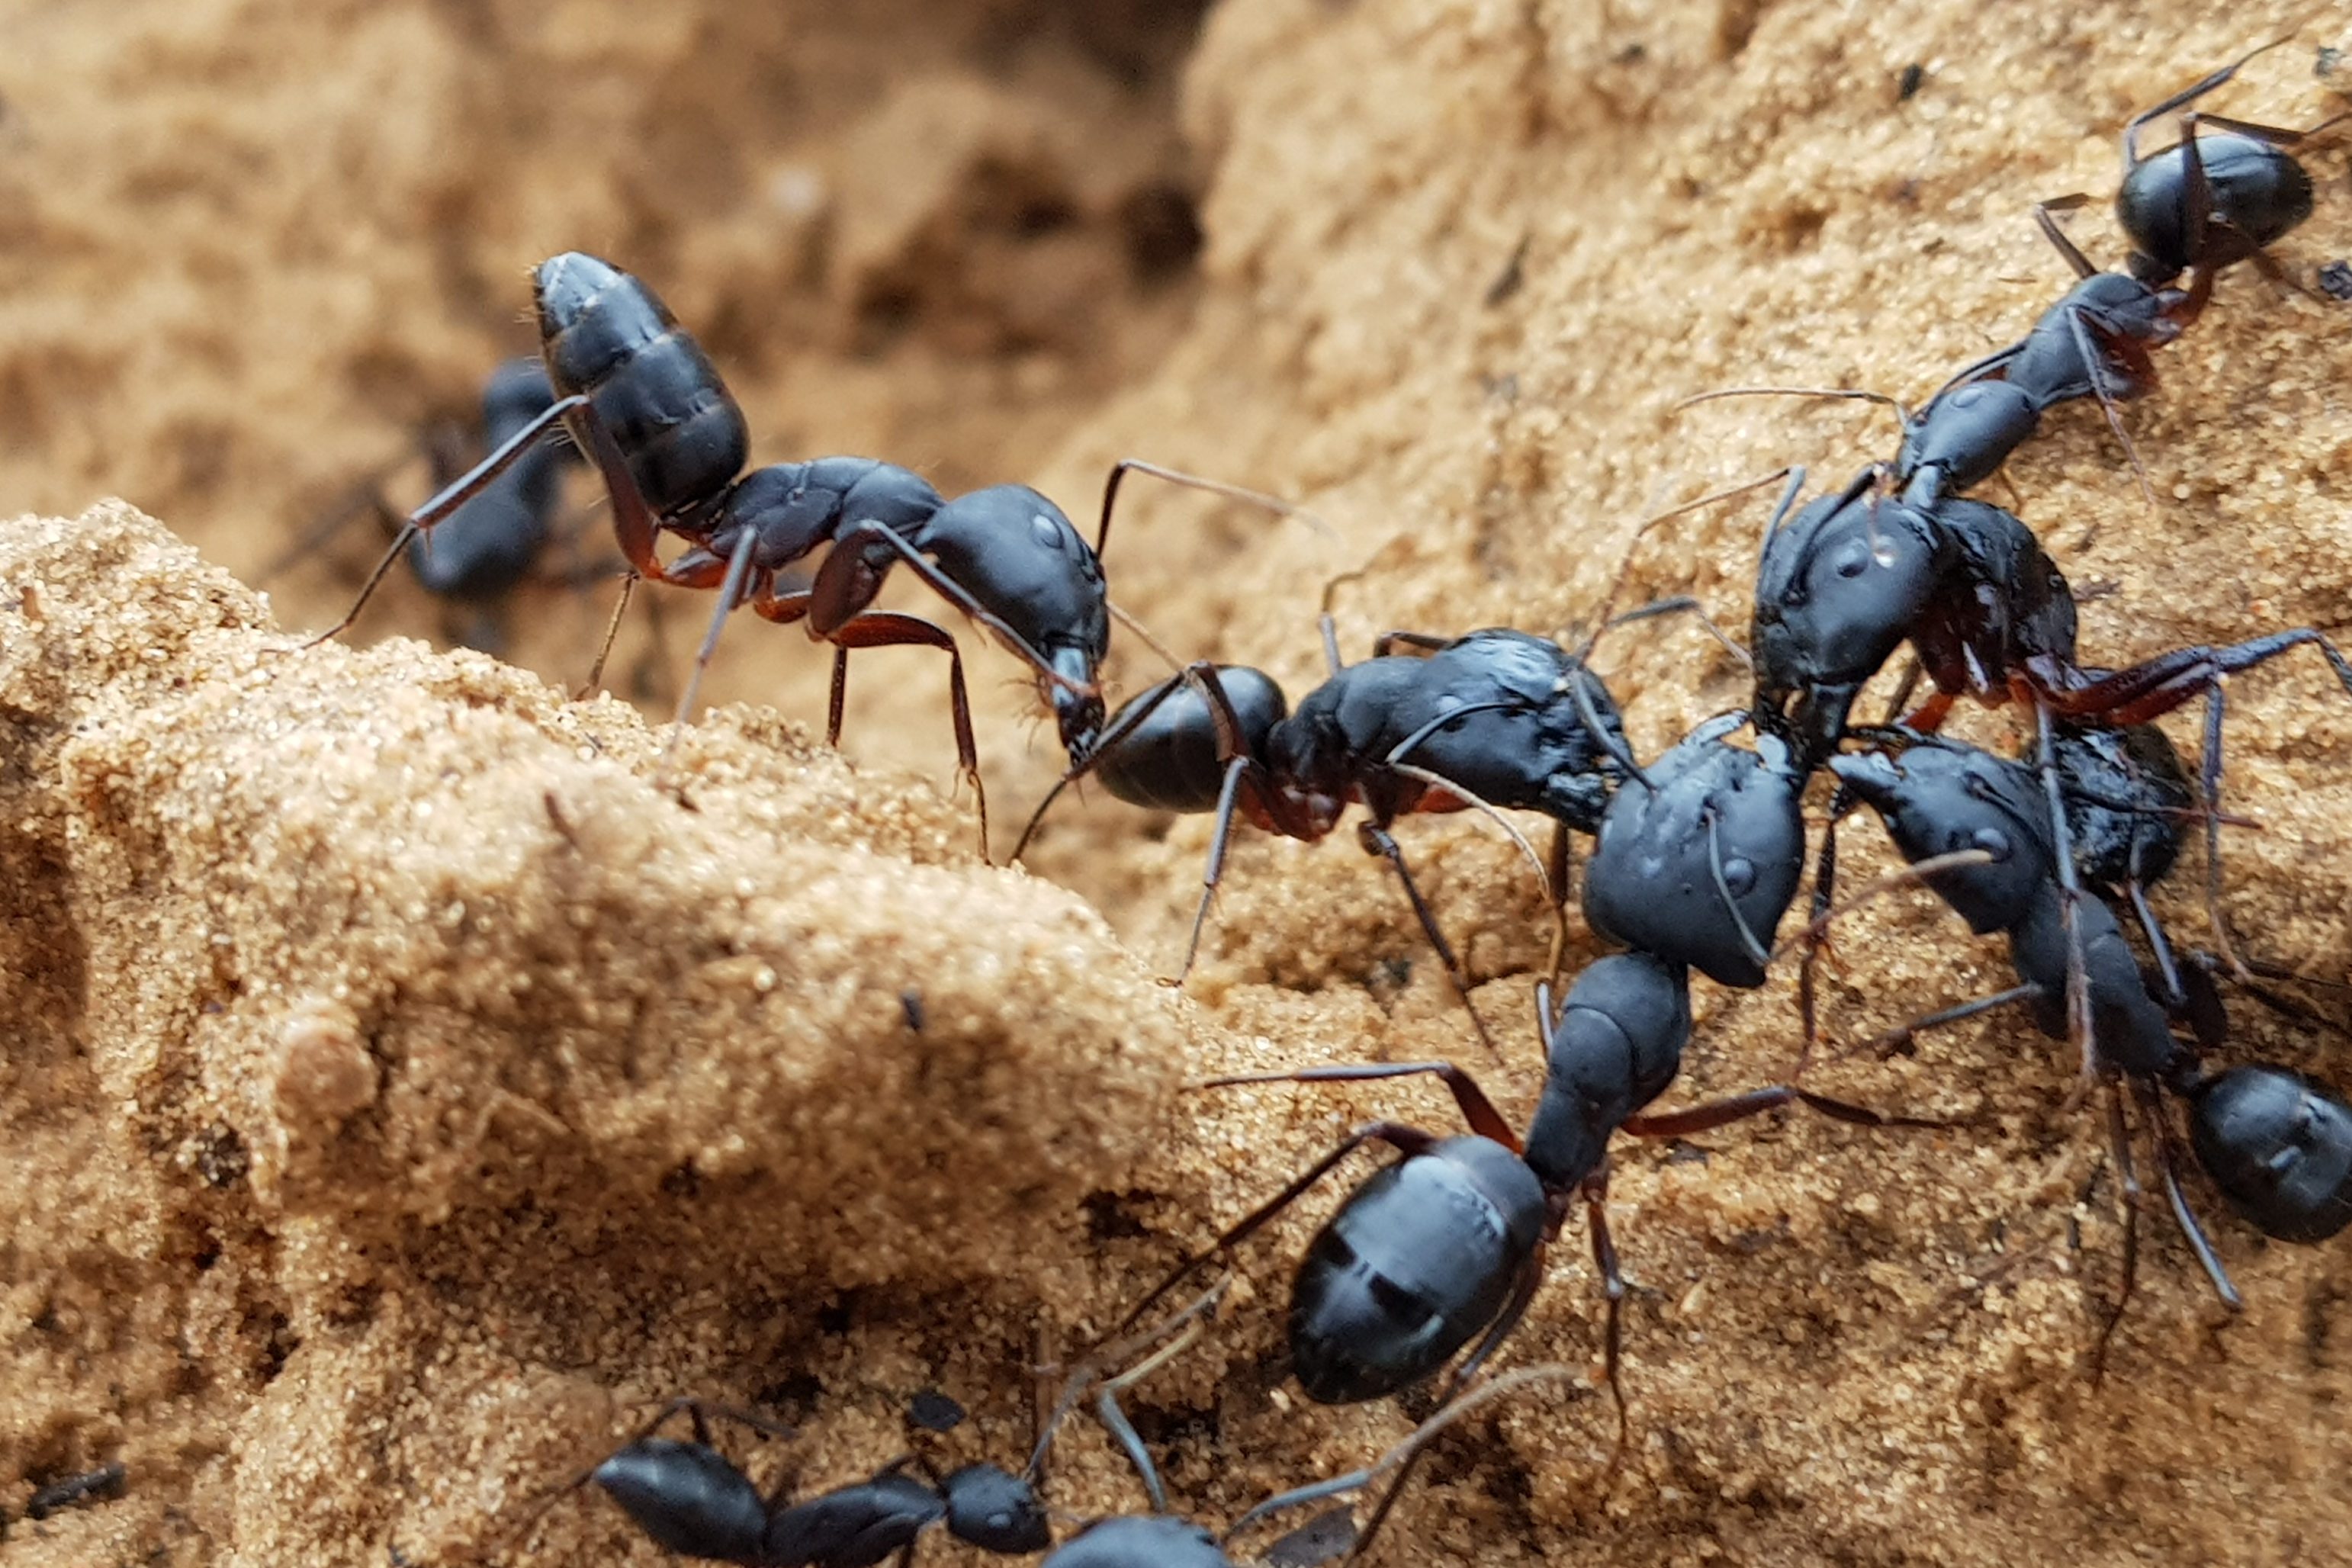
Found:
558,1396 -> 1049,1567
1826,730 -> 2352,1366
267,358 -> 590,650
2092,34 -> 2350,311
1093,786 -> 1967,1552
306,254 -> 1279,851
1676,202 -> 2195,509
1041,1518 -> 1232,1567
1012,624 -> 1640,1052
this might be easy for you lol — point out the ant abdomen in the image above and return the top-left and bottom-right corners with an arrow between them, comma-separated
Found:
533,251 -> 749,519
592,1438 -> 769,1561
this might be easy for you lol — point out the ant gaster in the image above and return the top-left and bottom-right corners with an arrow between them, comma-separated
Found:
2099,36 -> 2348,310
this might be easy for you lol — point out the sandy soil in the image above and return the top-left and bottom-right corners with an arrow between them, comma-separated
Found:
3,1 -> 2350,1564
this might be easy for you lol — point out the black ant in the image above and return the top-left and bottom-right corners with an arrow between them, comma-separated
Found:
1826,730 -> 2352,1366
1677,203 -> 2194,509
305,254 -> 1277,851
1013,625 -> 1641,1052
2097,34 -> 2350,310
1709,464 -> 2352,961
558,1397 -> 1049,1567
1092,777 -> 1965,1553
267,358 -> 589,650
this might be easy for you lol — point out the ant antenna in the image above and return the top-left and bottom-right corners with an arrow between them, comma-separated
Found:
1220,1364 -> 1582,1555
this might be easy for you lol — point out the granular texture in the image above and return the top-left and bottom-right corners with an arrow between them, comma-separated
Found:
3,1 -> 2350,1565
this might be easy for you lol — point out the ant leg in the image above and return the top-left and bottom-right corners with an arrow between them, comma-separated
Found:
819,523 -> 1091,707
1796,802 -> 1841,1076
1851,985 -> 2043,1059
2119,35 -> 2299,169
1544,823 -> 1573,986
815,611 -> 988,861
1197,1060 -> 1519,1149
2039,628 -> 2352,728
2032,197 -> 2100,281
1178,663 -> 1309,982
2089,1078 -> 2143,1387
1583,1172 -> 1631,1464
2143,1079 -> 2244,1312
2194,683 -> 2250,979
2125,880 -> 2187,1008
1178,756 -> 1258,984
2032,701 -> 2098,1083
1356,820 -> 1502,1062
664,532 -> 763,741
1621,1085 -> 1947,1137
2060,306 -> 2157,506
577,573 -> 639,698
1103,1120 -> 1440,1342
1894,685 -> 1956,734
1341,1250 -> 1550,1566
300,393 -> 596,646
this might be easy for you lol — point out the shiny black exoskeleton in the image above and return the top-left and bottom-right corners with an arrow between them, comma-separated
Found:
404,358 -> 577,602
1012,628 -> 1635,1049
2107,37 -> 2341,306
1828,734 -> 2352,1345
1891,214 -> 2193,507
580,1402 -> 1050,1568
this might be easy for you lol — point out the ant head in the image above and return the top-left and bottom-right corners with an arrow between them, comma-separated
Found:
1583,719 -> 1806,988
1752,491 -> 1942,763
940,1464 -> 1051,1554
2187,1065 -> 2352,1245
1091,665 -> 1287,814
1827,738 -> 2053,937
2068,272 -> 2188,353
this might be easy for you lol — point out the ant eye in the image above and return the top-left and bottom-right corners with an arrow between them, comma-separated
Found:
1720,856 -> 1757,897
1971,827 -> 2012,860
1832,541 -> 1872,580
